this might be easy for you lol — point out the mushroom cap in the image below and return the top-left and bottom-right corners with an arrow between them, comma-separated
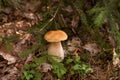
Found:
44,30 -> 68,42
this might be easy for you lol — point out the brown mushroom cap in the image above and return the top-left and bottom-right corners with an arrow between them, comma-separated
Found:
44,30 -> 68,42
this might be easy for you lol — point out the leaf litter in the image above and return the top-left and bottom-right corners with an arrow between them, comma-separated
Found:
0,0 -> 120,80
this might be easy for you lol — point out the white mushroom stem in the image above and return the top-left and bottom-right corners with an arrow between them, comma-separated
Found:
48,42 -> 64,62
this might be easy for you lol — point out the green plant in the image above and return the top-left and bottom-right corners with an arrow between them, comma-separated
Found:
65,56 -> 93,76
51,62 -> 67,79
89,0 -> 120,46
22,70 -> 36,80
42,55 -> 67,79
21,54 -> 67,80
21,53 -> 93,79
21,63 -> 42,80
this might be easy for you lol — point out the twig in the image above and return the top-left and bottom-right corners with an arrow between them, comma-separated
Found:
39,4 -> 60,32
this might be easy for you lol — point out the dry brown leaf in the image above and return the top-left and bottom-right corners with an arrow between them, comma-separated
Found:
65,5 -> 73,13
67,46 -> 76,52
2,16 -> 8,23
108,36 -> 116,47
6,29 -> 15,37
67,37 -> 81,52
71,16 -> 79,28
25,54 -> 34,63
0,51 -> 17,64
24,13 -> 36,20
0,29 -> 5,37
13,33 -> 32,54
16,21 -> 32,30
40,63 -> 52,72
23,0 -> 41,12
1,67 -> 19,80
112,48 -> 120,67
83,43 -> 99,54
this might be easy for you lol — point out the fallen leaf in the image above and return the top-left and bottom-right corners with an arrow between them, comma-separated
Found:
67,37 -> 81,52
65,5 -> 73,13
83,43 -> 99,54
40,63 -> 52,72
71,16 -> 79,28
112,48 -> 120,67
0,51 -> 17,64
13,33 -> 32,54
23,0 -> 41,12
67,46 -> 76,52
108,36 -> 116,47
1,67 -> 19,80
71,37 -> 81,47
25,54 -> 34,63
24,13 -> 36,20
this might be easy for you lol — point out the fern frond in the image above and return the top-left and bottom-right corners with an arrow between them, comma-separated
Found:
94,10 -> 107,28
88,7 -> 105,15
73,1 -> 88,26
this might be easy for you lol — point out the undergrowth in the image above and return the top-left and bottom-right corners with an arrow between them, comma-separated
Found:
21,54 -> 93,80
0,0 -> 120,79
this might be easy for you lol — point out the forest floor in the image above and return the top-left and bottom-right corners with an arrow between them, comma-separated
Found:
0,0 -> 120,80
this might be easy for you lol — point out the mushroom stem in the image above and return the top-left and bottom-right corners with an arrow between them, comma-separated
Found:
48,42 -> 64,62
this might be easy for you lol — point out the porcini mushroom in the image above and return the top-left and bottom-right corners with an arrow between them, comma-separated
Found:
44,30 -> 68,62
